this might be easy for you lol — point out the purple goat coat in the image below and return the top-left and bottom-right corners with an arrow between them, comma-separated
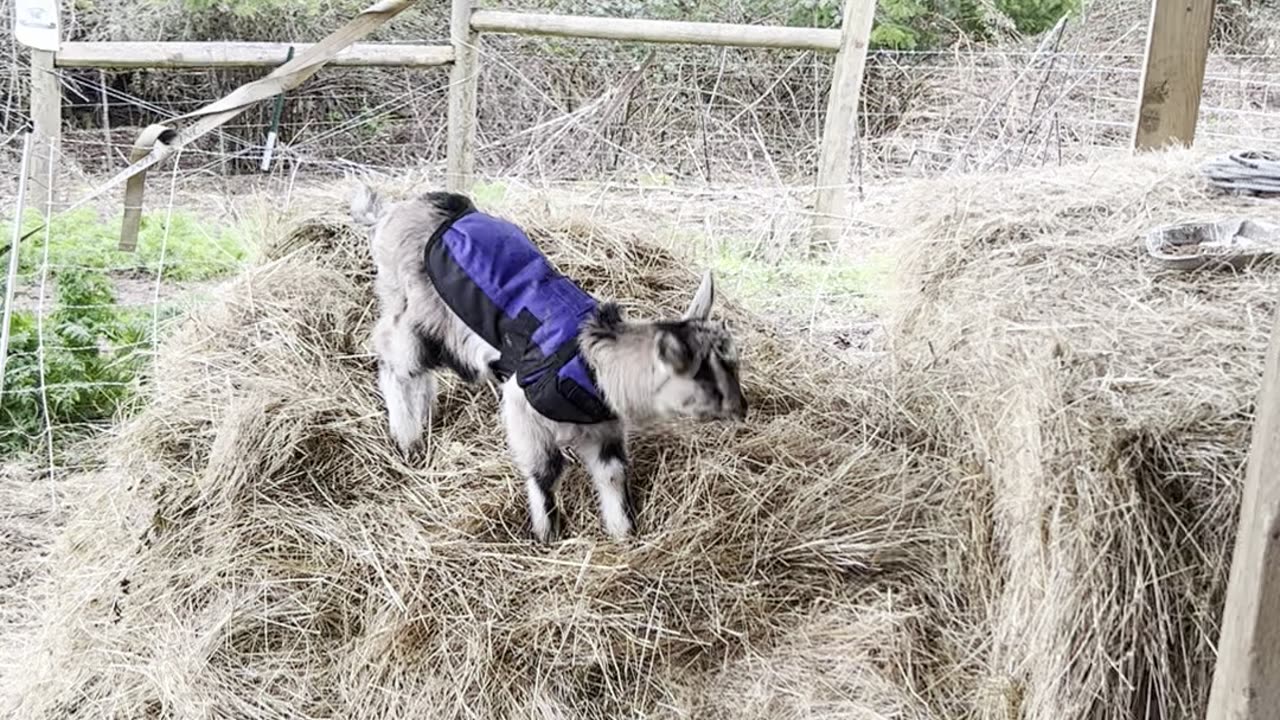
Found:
423,203 -> 615,425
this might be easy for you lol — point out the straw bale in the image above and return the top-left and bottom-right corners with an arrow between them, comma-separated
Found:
881,148 -> 1280,720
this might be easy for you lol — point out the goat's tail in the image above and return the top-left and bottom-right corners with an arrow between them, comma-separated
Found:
350,182 -> 384,227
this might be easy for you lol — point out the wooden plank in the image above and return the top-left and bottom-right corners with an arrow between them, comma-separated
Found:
1132,0 -> 1215,150
811,0 -> 877,250
28,49 -> 60,210
107,0 -> 419,250
471,10 -> 841,52
1207,303 -> 1280,720
55,41 -> 453,68
446,0 -> 479,192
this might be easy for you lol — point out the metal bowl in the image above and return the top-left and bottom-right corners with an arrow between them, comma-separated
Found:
1145,217 -> 1280,271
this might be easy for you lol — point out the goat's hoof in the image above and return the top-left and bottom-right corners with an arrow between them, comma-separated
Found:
529,512 -> 565,544
604,521 -> 635,542
396,440 -> 424,461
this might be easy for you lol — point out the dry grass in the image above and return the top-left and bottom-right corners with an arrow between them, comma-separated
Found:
2,149 -> 1276,718
880,0 -> 1280,178
879,148 -> 1280,719
0,180 -> 961,719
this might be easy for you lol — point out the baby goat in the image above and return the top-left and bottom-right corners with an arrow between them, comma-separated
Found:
351,185 -> 746,542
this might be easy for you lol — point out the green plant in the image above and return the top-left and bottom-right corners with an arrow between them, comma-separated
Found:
995,0 -> 1078,34
0,270 -> 151,454
471,180 -> 510,207
1,209 -> 247,456
865,0 -> 1080,50
711,242 -> 892,314
18,207 -> 250,281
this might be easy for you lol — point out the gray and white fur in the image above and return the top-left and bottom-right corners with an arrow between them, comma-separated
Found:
351,184 -> 746,542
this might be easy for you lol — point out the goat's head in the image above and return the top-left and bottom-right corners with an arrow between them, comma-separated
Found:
583,272 -> 747,423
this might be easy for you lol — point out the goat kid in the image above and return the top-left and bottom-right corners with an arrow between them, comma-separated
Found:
352,185 -> 746,542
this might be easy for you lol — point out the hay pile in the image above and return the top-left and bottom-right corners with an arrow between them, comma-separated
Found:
7,151 -> 1272,719
880,149 -> 1280,719
1,188 -> 962,718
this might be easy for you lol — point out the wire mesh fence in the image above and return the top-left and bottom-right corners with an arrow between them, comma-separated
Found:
0,134 -> 268,459
2,23 -> 1280,466
19,39 -> 1278,190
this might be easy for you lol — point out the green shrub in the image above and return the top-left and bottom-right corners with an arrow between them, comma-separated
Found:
789,0 -> 1079,48
1,210 -> 247,456
995,0 -> 1078,34
0,270 -> 151,454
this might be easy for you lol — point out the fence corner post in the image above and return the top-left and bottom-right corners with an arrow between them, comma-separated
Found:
29,49 -> 61,210
811,0 -> 876,252
446,0 -> 479,192
1206,299 -> 1280,720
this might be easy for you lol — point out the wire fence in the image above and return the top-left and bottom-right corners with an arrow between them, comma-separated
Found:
2,28 -> 1280,465
11,36 -> 1277,190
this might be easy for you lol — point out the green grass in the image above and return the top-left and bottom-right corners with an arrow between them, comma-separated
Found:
471,180 -> 509,208
16,207 -> 251,282
2,209 -> 249,457
710,243 -> 893,314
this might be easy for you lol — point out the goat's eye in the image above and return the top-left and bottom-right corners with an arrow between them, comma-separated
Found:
692,357 -> 717,384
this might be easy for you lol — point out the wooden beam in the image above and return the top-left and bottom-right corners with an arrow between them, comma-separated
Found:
28,49 -> 60,210
1207,303 -> 1280,719
811,0 -> 877,250
470,10 -> 842,52
1133,0 -> 1215,150
101,0 -> 419,250
446,0 -> 479,192
55,41 -> 453,69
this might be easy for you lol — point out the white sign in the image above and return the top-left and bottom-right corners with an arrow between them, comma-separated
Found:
14,0 -> 60,52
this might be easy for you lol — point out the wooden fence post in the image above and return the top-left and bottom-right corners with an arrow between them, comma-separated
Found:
29,49 -> 61,209
1206,302 -> 1280,719
446,0 -> 479,192
811,0 -> 876,251
1133,0 -> 1215,150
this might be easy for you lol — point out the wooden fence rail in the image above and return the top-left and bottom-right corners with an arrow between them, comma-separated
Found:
54,41 -> 453,69
25,0 -> 1216,246
469,10 -> 843,51
23,0 -> 877,247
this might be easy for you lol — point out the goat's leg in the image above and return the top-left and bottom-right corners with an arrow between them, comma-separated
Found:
373,315 -> 435,454
511,434 -> 565,543
523,445 -> 565,543
377,364 -> 434,454
503,389 -> 565,542
578,435 -> 635,540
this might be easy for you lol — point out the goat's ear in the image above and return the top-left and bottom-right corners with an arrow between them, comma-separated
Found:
350,182 -> 383,227
656,327 -> 695,375
583,302 -> 625,347
683,271 -> 715,321
596,302 -> 625,330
